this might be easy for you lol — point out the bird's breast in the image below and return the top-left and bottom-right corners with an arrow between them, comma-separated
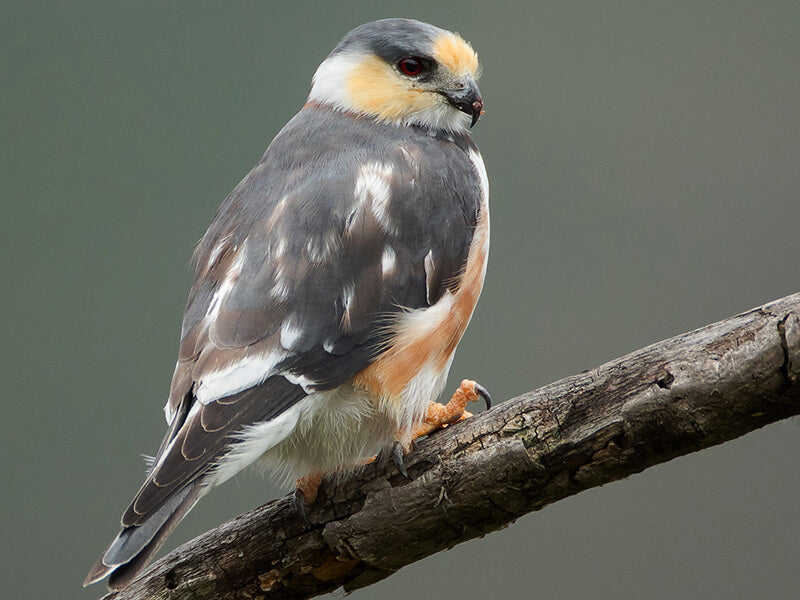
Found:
353,161 -> 490,410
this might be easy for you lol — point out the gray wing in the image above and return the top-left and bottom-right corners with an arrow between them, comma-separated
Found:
123,110 -> 483,535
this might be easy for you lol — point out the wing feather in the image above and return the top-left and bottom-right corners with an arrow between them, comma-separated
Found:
123,376 -> 304,527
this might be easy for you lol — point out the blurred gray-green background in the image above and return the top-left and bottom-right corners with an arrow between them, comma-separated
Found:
3,2 -> 799,598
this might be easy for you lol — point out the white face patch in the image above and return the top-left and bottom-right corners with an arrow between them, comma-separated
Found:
354,162 -> 395,233
307,53 -> 362,112
403,101 -> 471,133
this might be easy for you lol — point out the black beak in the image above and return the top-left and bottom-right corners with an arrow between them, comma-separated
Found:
443,79 -> 484,128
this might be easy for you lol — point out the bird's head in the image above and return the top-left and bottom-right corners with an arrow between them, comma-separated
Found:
307,19 -> 483,132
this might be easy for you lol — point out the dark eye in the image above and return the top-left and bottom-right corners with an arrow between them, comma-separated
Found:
397,57 -> 424,77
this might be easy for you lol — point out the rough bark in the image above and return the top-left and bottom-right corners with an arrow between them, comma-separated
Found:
101,293 -> 800,600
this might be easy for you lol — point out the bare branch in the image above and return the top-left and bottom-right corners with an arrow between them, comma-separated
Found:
102,293 -> 800,600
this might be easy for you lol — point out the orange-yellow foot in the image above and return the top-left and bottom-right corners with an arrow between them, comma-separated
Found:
412,379 -> 491,439
296,472 -> 324,504
388,380 -> 490,478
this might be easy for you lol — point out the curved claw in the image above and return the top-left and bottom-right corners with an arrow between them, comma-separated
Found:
392,440 -> 410,479
474,383 -> 492,410
293,488 -> 311,527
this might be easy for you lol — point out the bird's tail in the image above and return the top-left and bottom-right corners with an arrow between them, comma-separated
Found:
83,482 -> 201,590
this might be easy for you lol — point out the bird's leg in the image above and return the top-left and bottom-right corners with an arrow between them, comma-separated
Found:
412,379 -> 491,439
293,472 -> 324,525
390,380 -> 491,478
295,472 -> 324,503
294,381 -> 490,507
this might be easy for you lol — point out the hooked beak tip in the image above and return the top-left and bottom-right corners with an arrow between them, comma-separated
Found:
469,99 -> 484,127
442,80 -> 484,128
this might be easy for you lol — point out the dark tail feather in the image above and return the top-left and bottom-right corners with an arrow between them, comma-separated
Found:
83,483 -> 201,590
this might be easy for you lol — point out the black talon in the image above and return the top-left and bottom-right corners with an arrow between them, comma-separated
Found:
293,488 -> 311,527
392,440 -> 410,479
474,383 -> 492,410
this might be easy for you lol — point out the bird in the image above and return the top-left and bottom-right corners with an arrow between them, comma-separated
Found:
84,18 -> 490,590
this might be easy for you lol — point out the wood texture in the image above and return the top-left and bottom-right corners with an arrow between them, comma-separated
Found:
101,293 -> 800,600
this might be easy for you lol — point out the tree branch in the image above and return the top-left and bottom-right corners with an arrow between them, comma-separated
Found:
102,293 -> 800,600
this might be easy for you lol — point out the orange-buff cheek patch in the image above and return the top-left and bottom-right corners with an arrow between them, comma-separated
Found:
346,56 -> 437,121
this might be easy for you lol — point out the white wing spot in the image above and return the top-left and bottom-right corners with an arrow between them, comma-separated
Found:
381,246 -> 397,278
195,352 -> 284,405
283,372 -> 316,392
355,162 -> 395,233
273,238 -> 287,258
266,195 -> 290,230
305,239 -> 318,261
304,229 -> 339,263
205,240 -> 247,322
280,318 -> 304,351
424,249 -> 436,305
270,278 -> 290,302
206,233 -> 232,270
273,263 -> 287,291
398,145 -> 421,170
341,283 -> 356,331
